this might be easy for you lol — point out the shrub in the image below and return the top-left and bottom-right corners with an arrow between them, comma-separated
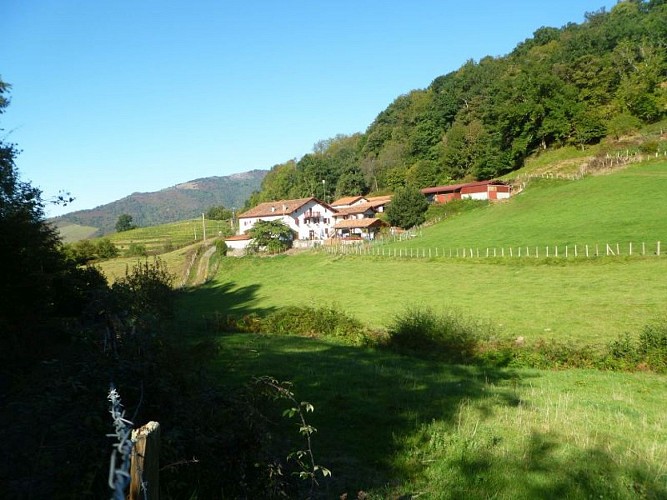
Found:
125,242 -> 147,257
111,258 -> 175,329
215,238 -> 228,256
262,305 -> 369,344
605,320 -> 667,372
386,307 -> 482,362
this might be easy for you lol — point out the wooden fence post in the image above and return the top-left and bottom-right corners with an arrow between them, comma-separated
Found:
130,421 -> 161,500
658,241 -> 662,256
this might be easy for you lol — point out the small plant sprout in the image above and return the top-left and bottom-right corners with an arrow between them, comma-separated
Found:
254,376 -> 331,494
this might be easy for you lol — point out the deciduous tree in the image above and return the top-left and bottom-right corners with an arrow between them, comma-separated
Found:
385,185 -> 429,229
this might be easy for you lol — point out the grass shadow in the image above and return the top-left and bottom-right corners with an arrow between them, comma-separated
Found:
176,280 -> 277,326
209,333 -> 666,498
211,334 -> 530,496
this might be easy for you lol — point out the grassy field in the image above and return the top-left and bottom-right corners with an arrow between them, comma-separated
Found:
202,332 -> 667,498
166,159 -> 667,497
180,252 -> 667,345
54,221 -> 99,242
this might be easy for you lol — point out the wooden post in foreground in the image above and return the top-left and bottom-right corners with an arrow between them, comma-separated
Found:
130,421 -> 161,500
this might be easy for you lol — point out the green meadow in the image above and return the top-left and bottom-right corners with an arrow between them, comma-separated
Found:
182,252 -> 667,345
105,159 -> 667,497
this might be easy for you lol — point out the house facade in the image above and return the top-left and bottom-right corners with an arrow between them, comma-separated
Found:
237,197 -> 337,241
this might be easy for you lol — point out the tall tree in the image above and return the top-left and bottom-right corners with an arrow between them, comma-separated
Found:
115,213 -> 136,232
384,185 -> 429,229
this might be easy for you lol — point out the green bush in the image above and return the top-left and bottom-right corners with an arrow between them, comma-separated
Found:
386,307 -> 482,362
215,238 -> 228,256
111,258 -> 175,328
125,242 -> 147,257
605,320 -> 667,372
262,305 -> 369,344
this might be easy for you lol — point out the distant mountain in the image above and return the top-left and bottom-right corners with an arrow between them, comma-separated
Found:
52,169 -> 267,238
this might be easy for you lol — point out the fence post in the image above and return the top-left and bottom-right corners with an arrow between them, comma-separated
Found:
629,242 -> 632,256
574,245 -> 578,257
658,241 -> 662,256
585,245 -> 589,258
130,421 -> 160,500
642,242 -> 646,256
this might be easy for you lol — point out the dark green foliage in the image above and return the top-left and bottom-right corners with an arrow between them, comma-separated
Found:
111,258 -> 174,327
386,307 -> 482,362
63,237 -> 119,263
125,242 -> 147,257
206,204 -> 232,220
0,80 -> 105,366
261,305 -> 371,345
605,320 -> 667,372
215,238 -> 228,256
384,184 -> 429,229
115,213 -> 136,232
248,220 -> 293,254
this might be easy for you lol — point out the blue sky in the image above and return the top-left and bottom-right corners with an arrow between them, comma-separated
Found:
2,1 -> 617,217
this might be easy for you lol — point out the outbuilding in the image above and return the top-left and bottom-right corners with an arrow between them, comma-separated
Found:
421,180 -> 511,203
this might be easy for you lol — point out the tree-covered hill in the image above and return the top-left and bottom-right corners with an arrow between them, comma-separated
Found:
52,169 -> 266,236
248,0 -> 666,206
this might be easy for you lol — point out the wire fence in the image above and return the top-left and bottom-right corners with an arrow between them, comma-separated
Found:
322,240 -> 663,259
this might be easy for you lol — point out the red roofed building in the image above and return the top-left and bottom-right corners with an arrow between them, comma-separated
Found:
421,180 -> 511,203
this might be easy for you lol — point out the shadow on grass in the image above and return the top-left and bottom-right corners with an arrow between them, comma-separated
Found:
449,430 -> 665,499
177,280 -> 276,324
210,334 -> 666,499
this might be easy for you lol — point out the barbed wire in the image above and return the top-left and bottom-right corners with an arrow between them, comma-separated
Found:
107,385 -> 134,500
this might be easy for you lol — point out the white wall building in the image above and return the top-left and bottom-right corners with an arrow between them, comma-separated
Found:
237,197 -> 337,241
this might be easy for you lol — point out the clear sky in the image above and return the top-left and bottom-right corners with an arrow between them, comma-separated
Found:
2,0 -> 617,217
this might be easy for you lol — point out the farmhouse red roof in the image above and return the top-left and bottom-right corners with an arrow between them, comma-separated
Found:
334,204 -> 377,216
331,195 -> 365,207
238,197 -> 336,218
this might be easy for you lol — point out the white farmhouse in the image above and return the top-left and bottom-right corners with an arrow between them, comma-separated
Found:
236,197 -> 337,243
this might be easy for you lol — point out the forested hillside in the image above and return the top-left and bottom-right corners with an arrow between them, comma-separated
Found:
248,0 -> 666,207
53,170 -> 266,235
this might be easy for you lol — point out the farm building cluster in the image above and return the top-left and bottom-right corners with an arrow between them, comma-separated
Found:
225,180 -> 510,252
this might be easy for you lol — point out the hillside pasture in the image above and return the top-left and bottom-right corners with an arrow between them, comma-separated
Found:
106,217 -> 233,254
385,161 -> 667,251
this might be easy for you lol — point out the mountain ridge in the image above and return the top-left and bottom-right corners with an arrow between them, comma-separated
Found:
52,169 -> 267,238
